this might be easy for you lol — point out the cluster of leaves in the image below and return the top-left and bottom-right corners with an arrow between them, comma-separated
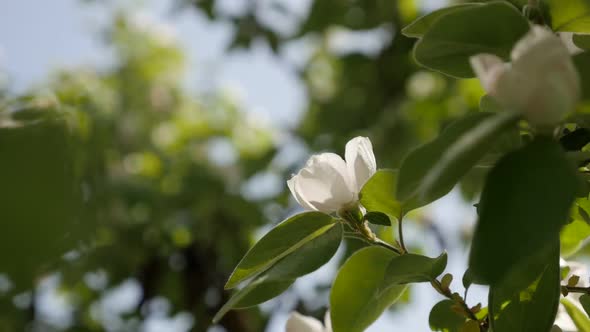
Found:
0,11 -> 278,332
217,1 -> 590,331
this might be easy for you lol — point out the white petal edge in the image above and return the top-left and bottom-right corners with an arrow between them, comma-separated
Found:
344,136 -> 377,192
323,311 -> 332,332
469,54 -> 507,93
286,312 -> 325,332
287,175 -> 318,211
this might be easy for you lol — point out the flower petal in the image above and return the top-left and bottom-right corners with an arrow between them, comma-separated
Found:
288,153 -> 355,212
323,311 -> 332,332
469,54 -> 507,93
286,312 -> 325,332
287,176 -> 317,211
344,136 -> 377,192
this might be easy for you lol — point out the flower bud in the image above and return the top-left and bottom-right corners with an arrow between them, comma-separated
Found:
470,26 -> 580,128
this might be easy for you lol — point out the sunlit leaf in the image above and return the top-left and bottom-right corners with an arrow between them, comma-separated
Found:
225,212 -> 336,289
214,223 -> 342,322
548,0 -> 590,32
562,298 -> 590,332
330,246 -> 406,332
360,169 -> 402,220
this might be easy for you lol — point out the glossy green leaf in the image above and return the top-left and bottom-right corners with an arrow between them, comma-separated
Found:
383,252 -> 447,285
330,246 -> 406,332
548,0 -> 590,32
489,245 -> 560,332
225,211 -> 336,289
413,1 -> 529,78
560,219 -> 590,257
397,112 -> 518,211
574,34 -> 590,51
402,4 -> 482,38
364,211 -> 392,226
562,298 -> 590,332
214,223 -> 342,322
580,294 -> 590,316
398,113 -> 490,205
420,111 -> 519,207
360,169 -> 402,220
469,138 -> 577,285
429,300 -> 466,332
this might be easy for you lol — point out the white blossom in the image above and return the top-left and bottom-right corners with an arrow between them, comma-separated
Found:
470,25 -> 580,127
287,137 -> 376,213
286,311 -> 332,332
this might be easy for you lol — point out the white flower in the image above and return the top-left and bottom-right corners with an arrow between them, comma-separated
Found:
470,25 -> 580,128
286,311 -> 332,332
287,137 -> 377,213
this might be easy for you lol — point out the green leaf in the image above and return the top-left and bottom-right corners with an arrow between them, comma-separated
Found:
462,269 -> 474,291
413,1 -> 529,78
479,94 -> 503,113
574,53 -> 590,101
429,300 -> 466,332
214,223 -> 342,322
560,219 -> 590,257
0,109 -> 81,289
397,112 -> 518,212
548,0 -> 590,33
330,246 -> 406,332
575,34 -> 590,51
469,137 -> 577,285
580,294 -> 590,316
360,169 -> 402,220
383,252 -> 447,285
562,298 -> 590,332
402,4 -> 482,38
489,245 -> 560,332
225,211 -> 336,289
364,211 -> 392,226
420,112 -> 519,207
460,320 -> 480,332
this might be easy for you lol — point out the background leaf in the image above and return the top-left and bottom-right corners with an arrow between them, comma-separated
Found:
402,4 -> 481,38
413,1 -> 529,78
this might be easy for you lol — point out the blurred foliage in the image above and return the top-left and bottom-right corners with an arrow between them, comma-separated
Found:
0,0 -> 513,331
